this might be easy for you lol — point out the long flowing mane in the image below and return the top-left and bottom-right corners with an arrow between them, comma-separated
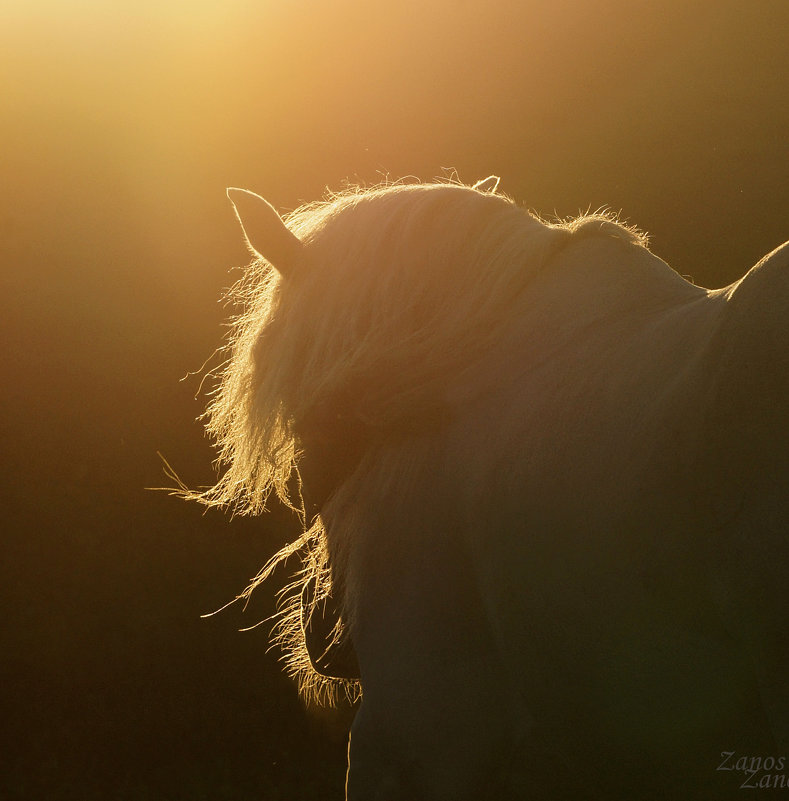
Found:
192,178 -> 647,703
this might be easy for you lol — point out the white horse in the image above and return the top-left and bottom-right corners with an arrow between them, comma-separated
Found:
195,178 -> 788,799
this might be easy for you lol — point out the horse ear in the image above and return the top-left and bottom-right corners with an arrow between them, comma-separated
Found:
473,175 -> 501,194
226,187 -> 303,276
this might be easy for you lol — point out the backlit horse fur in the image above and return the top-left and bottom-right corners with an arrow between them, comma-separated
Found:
194,179 -> 646,704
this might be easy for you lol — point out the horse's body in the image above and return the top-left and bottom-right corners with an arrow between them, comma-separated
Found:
201,181 -> 788,799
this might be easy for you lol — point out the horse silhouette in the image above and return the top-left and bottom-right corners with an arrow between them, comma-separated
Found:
192,178 -> 788,799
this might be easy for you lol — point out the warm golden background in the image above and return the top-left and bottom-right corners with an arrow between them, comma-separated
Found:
2,0 -> 787,797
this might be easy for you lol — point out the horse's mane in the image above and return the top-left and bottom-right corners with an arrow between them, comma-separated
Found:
190,178 -> 647,704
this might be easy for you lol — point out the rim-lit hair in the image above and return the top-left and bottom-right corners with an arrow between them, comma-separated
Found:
191,178 -> 647,703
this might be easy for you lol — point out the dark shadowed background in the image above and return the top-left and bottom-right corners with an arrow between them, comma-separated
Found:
2,0 -> 787,798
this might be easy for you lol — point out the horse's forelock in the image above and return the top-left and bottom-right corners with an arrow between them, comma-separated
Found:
267,184 -> 552,421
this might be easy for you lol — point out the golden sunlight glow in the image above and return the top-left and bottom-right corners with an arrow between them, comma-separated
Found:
4,0 -> 788,796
